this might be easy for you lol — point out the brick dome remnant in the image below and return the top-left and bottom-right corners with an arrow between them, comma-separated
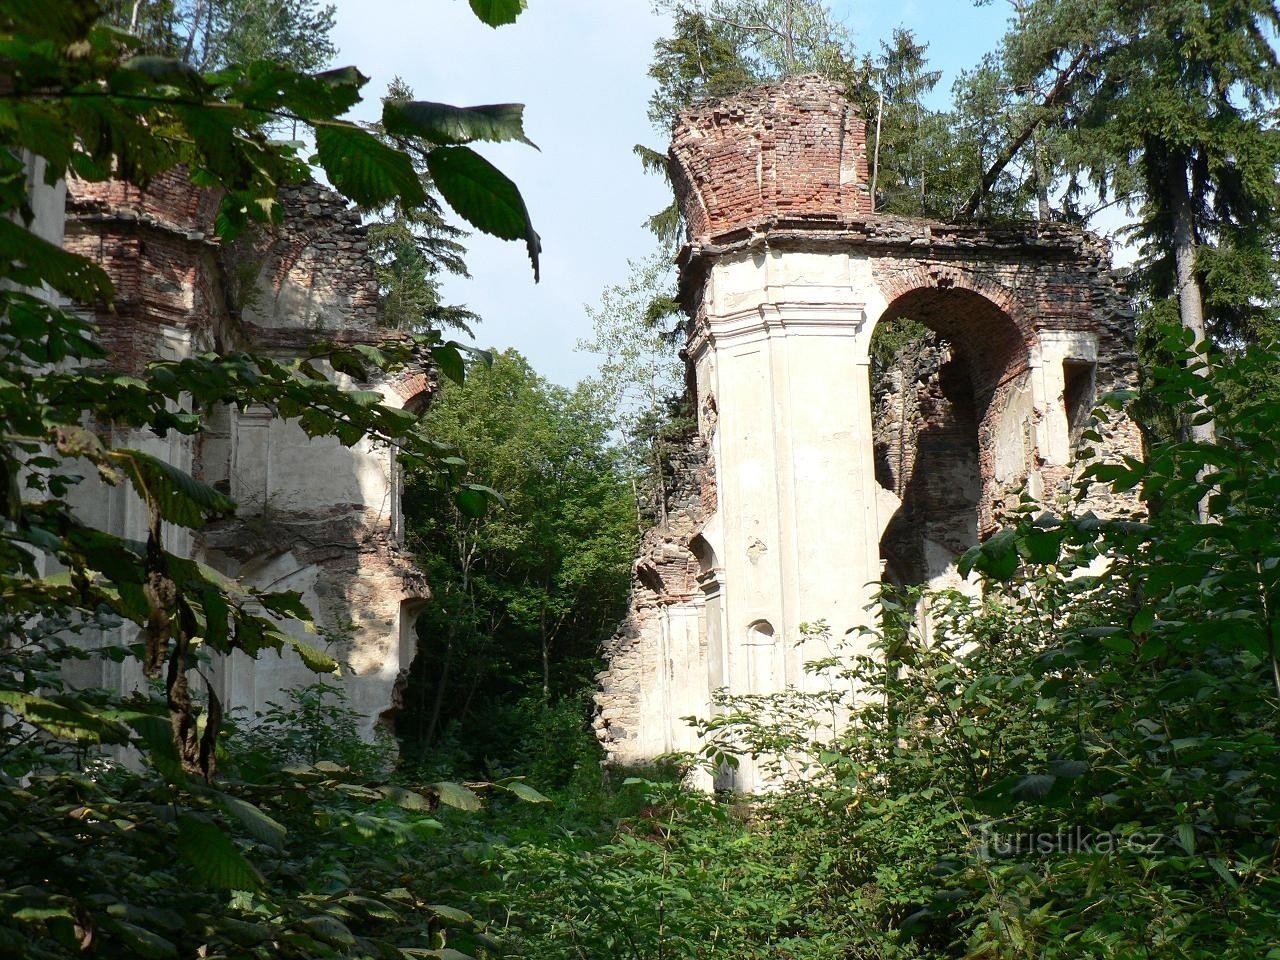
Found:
669,74 -> 872,242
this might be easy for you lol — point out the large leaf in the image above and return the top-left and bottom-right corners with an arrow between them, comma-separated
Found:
219,795 -> 287,848
468,0 -> 526,27
287,633 -> 339,673
116,449 -> 236,528
0,690 -> 130,744
176,815 -> 262,890
431,343 -> 466,385
503,780 -> 551,803
227,62 -> 366,119
0,218 -> 113,304
433,781 -> 481,812
106,920 -> 177,959
425,146 -> 539,280
314,123 -> 426,209
382,100 -> 535,148
454,484 -> 496,519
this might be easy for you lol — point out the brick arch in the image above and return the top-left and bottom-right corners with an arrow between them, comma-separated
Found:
390,368 -> 433,414
874,279 -> 1029,396
873,262 -> 1024,340
870,273 -> 1036,541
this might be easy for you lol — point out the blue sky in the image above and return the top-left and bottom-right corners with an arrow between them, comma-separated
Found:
333,1 -> 1017,386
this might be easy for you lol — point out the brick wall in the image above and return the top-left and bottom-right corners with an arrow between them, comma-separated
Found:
670,74 -> 871,243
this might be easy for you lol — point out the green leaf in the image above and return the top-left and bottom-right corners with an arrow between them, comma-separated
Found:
425,146 -> 539,280
1022,529 -> 1065,565
314,123 -> 426,209
1013,773 -> 1054,803
468,0 -> 525,27
503,780 -> 551,803
426,904 -> 473,925
176,815 -> 262,890
298,916 -> 355,947
0,691 -> 130,744
199,588 -> 231,652
287,634 -> 338,673
1048,759 -> 1088,778
117,449 -> 235,528
107,920 -> 177,959
1131,607 -> 1155,634
257,589 -> 314,626
455,485 -> 489,519
433,781 -> 481,812
1176,823 -> 1196,855
381,785 -> 433,811
219,795 -> 287,849
1208,857 -> 1238,888
0,218 -> 113,304
431,344 -> 466,385
229,62 -> 366,118
382,100 -> 535,148
968,528 -> 1019,580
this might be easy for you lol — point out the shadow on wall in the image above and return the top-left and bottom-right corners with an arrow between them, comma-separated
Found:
871,286 -> 1031,589
193,401 -> 428,740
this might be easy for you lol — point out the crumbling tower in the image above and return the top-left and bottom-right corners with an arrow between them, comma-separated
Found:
595,75 -> 1143,791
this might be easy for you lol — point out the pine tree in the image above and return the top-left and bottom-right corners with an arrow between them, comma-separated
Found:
869,29 -> 943,216
982,0 -> 1280,354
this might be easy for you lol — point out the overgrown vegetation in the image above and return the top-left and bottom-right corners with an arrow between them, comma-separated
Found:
396,351 -> 635,776
6,0 -> 1280,957
410,328 -> 1280,960
0,0 -> 542,954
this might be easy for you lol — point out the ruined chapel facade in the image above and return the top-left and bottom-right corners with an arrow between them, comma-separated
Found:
37,165 -> 430,733
595,76 -> 1144,791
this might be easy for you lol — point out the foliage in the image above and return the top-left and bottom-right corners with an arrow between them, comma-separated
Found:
865,29 -> 943,216
441,331 -> 1280,960
577,253 -> 689,525
0,668 -> 547,958
99,0 -> 339,73
369,78 -> 480,336
980,0 -> 1280,358
1,0 -> 538,955
397,351 -> 635,770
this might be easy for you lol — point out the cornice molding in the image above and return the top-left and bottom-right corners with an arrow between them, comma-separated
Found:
691,301 -> 866,359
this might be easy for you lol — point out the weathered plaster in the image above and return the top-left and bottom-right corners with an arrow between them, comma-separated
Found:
54,170 -> 428,736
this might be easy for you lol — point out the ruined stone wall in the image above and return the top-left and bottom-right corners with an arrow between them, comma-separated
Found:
64,171 -> 231,370
57,171 -> 429,734
596,76 -> 1145,789
873,335 -> 983,587
593,429 -> 712,765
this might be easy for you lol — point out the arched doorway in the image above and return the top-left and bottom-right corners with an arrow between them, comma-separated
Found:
869,285 -> 1032,588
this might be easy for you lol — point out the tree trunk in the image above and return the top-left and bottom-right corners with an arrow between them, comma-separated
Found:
1033,137 -> 1051,221
963,46 -> 1091,220
1167,156 -> 1217,521
424,632 -> 453,745
540,595 -> 551,701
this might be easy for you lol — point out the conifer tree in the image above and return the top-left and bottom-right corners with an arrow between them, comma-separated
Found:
976,0 -> 1280,444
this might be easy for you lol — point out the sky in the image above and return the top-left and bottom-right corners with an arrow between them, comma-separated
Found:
333,1 -> 1020,387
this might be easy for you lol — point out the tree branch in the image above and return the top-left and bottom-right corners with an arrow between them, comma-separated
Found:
963,45 -> 1091,220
